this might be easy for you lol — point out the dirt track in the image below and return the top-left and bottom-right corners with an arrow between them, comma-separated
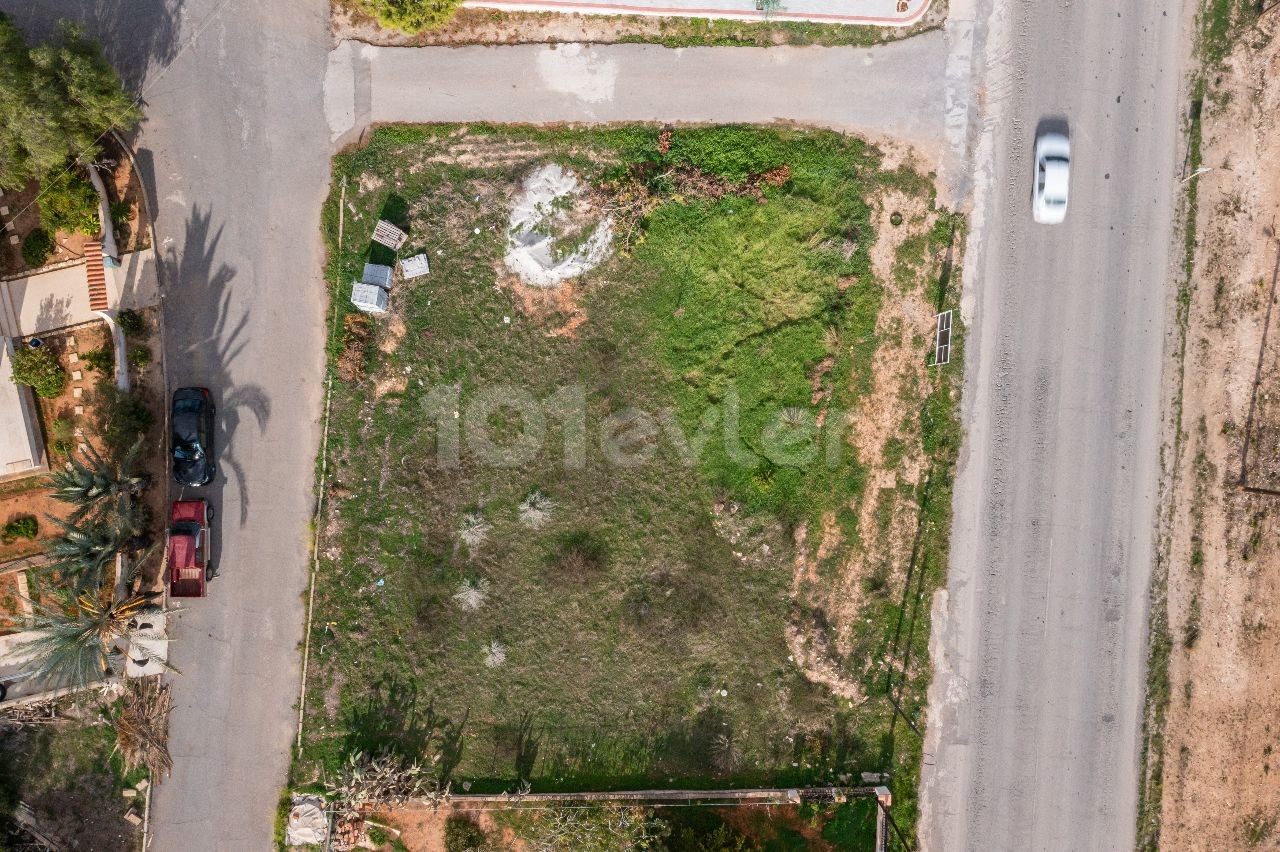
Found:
1155,13 -> 1280,851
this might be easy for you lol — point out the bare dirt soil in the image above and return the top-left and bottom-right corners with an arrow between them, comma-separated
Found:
1157,13 -> 1280,851
331,0 -> 946,47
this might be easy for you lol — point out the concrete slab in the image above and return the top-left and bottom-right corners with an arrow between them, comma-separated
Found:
0,339 -> 44,478
0,249 -> 159,339
344,37 -> 949,164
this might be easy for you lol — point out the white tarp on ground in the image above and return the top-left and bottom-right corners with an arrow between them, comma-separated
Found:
503,164 -> 613,288
124,611 -> 169,678
285,796 -> 329,846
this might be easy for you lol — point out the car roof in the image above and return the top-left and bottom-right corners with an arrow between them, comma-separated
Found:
171,500 -> 206,523
1044,161 -> 1070,201
169,533 -> 198,569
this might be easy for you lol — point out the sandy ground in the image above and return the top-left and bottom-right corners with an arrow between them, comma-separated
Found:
331,0 -> 946,46
1156,13 -> 1280,851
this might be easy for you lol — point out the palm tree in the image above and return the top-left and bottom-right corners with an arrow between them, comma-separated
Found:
49,438 -> 149,525
44,516 -> 126,595
17,594 -> 174,690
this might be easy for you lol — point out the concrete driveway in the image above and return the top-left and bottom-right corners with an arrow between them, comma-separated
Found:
0,1 -> 330,849
920,0 -> 1188,849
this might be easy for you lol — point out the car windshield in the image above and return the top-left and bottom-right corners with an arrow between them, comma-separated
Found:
174,443 -> 204,460
174,398 -> 203,414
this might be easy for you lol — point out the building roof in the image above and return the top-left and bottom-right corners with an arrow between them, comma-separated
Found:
0,340 -> 44,478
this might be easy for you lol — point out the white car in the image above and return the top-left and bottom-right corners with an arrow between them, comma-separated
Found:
1032,132 -> 1071,224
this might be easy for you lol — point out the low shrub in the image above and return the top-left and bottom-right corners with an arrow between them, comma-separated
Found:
443,815 -> 487,852
1,516 -> 39,544
128,345 -> 151,369
360,0 -> 464,33
82,346 -> 114,373
39,169 -> 100,236
116,309 -> 148,338
21,228 -> 56,267
49,417 -> 76,458
337,312 -> 371,382
10,347 -> 67,398
547,529 -> 609,574
88,379 -> 153,455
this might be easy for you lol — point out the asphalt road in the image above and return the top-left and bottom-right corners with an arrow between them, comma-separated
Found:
919,0 -> 1188,849
326,36 -> 957,169
0,2 -> 331,849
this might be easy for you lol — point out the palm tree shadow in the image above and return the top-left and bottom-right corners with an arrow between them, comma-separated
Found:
163,207 -> 270,528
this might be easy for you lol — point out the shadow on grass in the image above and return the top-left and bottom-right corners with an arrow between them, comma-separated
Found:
344,673 -> 467,785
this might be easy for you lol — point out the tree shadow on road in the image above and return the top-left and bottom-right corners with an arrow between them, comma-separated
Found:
0,0 -> 183,92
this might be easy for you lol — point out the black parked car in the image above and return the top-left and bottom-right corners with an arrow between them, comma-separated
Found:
172,387 -> 215,486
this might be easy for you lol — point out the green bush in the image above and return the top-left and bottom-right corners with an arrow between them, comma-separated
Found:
0,17 -> 142,191
127,345 -> 150,369
444,816 -> 488,852
49,417 -> 76,457
360,0 -> 464,33
10,346 -> 66,398
116,308 -> 148,338
1,516 -> 38,544
39,168 -> 100,236
82,346 -> 114,373
20,228 -> 55,267
88,379 -> 153,455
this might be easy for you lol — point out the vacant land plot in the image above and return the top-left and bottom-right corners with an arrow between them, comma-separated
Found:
298,125 -> 962,838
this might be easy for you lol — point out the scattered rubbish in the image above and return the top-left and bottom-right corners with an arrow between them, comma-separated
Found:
371,219 -> 407,250
285,795 -> 329,847
400,254 -> 430,279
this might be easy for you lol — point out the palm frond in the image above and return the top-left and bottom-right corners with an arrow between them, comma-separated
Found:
16,594 -> 177,691
47,437 -> 148,525
43,516 -> 123,594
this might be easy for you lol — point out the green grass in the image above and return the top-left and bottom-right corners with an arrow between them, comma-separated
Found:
299,125 -> 962,845
0,712 -> 144,851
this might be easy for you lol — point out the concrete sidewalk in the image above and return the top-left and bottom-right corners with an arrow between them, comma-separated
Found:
327,36 -> 950,163
0,248 -> 160,339
462,0 -> 932,25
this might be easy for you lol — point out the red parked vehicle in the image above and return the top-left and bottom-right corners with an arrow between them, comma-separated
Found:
166,499 -> 214,598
